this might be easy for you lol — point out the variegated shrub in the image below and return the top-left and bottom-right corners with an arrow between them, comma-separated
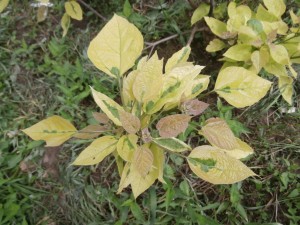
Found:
23,14 -> 270,199
202,0 -> 299,106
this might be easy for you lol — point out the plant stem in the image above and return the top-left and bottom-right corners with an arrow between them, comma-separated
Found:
77,0 -> 107,21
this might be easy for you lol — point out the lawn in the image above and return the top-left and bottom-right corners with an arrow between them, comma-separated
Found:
0,0 -> 299,224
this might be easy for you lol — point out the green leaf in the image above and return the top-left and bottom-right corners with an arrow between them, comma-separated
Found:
223,44 -> 253,61
152,137 -> 191,152
22,115 -> 77,147
87,14 -> 144,77
72,136 -> 117,165
188,145 -> 256,184
191,3 -> 210,25
188,158 -> 217,172
123,0 -> 132,18
215,67 -> 272,108
179,180 -> 190,196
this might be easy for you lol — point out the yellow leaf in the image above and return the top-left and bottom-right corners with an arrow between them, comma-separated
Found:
151,143 -> 165,184
90,87 -> 124,126
215,67 -> 272,108
204,17 -> 228,39
0,0 -> 9,13
238,26 -> 261,46
119,111 -> 140,134
65,1 -> 83,20
22,115 -> 77,147
144,64 -> 205,114
165,46 -> 191,73
264,59 -> 288,77
37,6 -> 48,22
251,47 -> 270,73
227,3 -> 252,32
191,3 -> 210,25
262,21 -> 288,35
72,136 -> 117,165
61,13 -> 70,37
130,145 -> 160,198
223,44 -> 253,61
200,117 -> 239,150
269,44 -> 290,65
278,76 -> 294,105
206,39 -> 226,52
182,75 -> 210,101
263,0 -> 286,19
132,52 -> 163,103
73,125 -> 106,139
290,10 -> 300,25
156,114 -> 191,138
88,14 -> 143,78
132,145 -> 154,177
222,138 -> 254,159
117,134 -> 138,162
188,146 -> 255,184
117,162 -> 131,193
256,4 -> 278,22
123,70 -> 138,108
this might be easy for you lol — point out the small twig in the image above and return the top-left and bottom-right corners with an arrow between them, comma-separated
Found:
77,0 -> 107,21
187,25 -> 198,45
145,33 -> 179,57
209,0 -> 215,16
144,28 -> 207,56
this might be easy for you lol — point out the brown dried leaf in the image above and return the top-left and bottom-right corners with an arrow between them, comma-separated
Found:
119,111 -> 141,134
73,125 -> 107,139
156,114 -> 191,138
182,99 -> 209,116
200,117 -> 239,150
92,112 -> 110,124
142,128 -> 152,143
132,146 -> 154,177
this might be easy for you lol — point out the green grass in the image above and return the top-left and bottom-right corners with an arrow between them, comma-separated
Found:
0,0 -> 299,224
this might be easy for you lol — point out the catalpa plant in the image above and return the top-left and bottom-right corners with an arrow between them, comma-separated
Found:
23,15 -> 272,198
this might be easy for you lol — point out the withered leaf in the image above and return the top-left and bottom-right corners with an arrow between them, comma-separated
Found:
182,99 -> 209,116
92,112 -> 110,124
132,146 -> 154,177
156,114 -> 191,138
73,125 -> 107,139
200,117 -> 239,150
119,111 -> 141,134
